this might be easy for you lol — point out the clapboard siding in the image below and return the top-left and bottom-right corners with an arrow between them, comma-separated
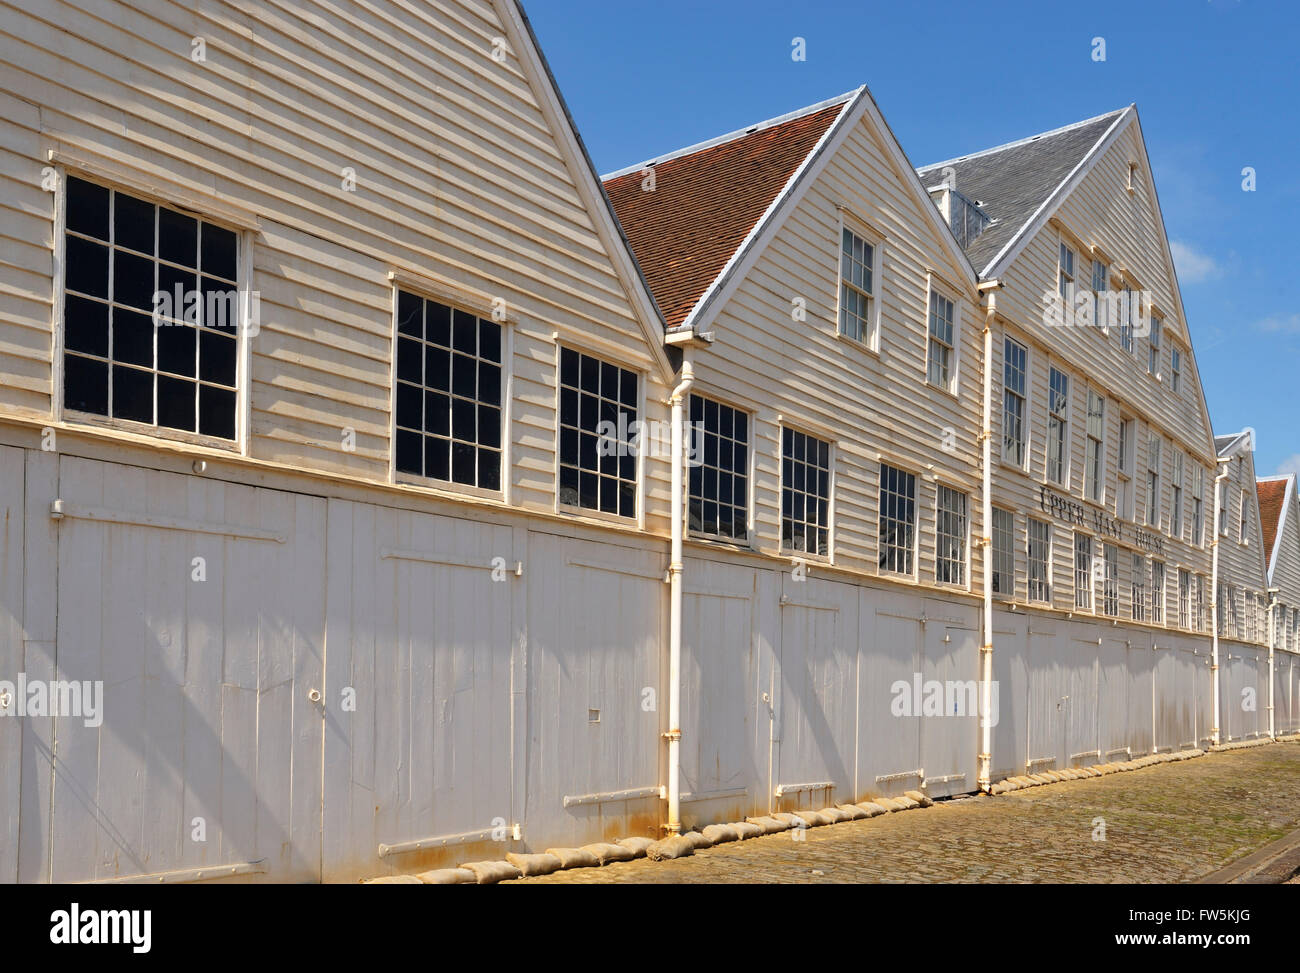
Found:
1216,447 -> 1270,644
0,0 -> 672,533
985,121 -> 1220,634
689,108 -> 984,592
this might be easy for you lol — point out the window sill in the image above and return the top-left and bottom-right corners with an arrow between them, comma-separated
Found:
833,330 -> 882,359
925,380 -> 959,400
393,472 -> 505,504
62,410 -> 242,454
558,502 -> 639,528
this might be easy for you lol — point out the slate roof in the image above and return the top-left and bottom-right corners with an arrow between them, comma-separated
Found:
1216,431 -> 1253,456
916,109 -> 1129,275
602,95 -> 852,329
1257,477 -> 1290,573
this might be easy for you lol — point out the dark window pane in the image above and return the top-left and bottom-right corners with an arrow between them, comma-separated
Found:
157,263 -> 198,323
112,307 -> 154,368
114,193 -> 155,255
478,405 -> 501,449
201,224 -> 238,281
64,295 -> 108,357
157,375 -> 196,432
560,427 -> 579,465
559,465 -> 579,504
600,361 -> 618,399
453,309 -> 477,355
198,384 -> 236,439
426,346 -> 450,393
66,177 -> 109,240
478,450 -> 501,491
426,301 -> 451,347
425,391 -> 450,436
199,329 -> 236,386
395,382 -> 422,430
479,321 -> 501,363
451,441 -> 476,485
452,397 -> 475,443
600,476 -> 617,514
396,291 -> 423,338
112,365 -> 153,424
199,278 -> 239,330
560,387 -> 578,426
452,353 -> 476,398
63,354 -> 108,415
158,322 -> 197,377
426,436 -> 450,481
395,428 -> 422,474
65,236 -> 109,298
560,347 -> 578,387
396,337 -> 422,384
113,250 -> 155,311
158,208 -> 197,268
621,370 -> 638,408
478,362 -> 500,405
579,353 -> 599,393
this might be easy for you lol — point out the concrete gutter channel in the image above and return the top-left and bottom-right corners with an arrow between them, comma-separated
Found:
362,736 -> 1300,884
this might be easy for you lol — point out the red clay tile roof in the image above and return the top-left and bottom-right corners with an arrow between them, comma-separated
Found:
603,100 -> 849,328
1258,478 -> 1288,571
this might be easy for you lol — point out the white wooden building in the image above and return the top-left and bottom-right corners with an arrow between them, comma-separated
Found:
0,0 -> 1291,884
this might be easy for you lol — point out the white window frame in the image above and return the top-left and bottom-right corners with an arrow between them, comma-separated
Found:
779,422 -> 835,561
878,460 -> 918,579
1074,532 -> 1094,612
1002,336 -> 1029,469
54,167 -> 255,455
1145,433 -> 1162,530
1047,365 -> 1070,487
836,213 -> 883,350
1148,314 -> 1162,376
1170,346 -> 1182,394
934,483 -> 969,588
1028,518 -> 1053,604
687,390 -> 755,546
389,276 -> 514,502
924,275 -> 960,394
1091,259 -> 1109,331
992,507 -> 1016,601
1085,388 -> 1105,504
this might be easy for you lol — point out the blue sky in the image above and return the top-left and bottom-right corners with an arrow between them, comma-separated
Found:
528,0 -> 1299,475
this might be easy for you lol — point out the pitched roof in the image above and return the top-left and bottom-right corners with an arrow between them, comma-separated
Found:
1257,476 -> 1291,574
1216,431 -> 1254,457
602,94 -> 853,328
916,109 -> 1129,276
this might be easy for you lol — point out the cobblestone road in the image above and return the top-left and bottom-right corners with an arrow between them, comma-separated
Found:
509,742 -> 1300,884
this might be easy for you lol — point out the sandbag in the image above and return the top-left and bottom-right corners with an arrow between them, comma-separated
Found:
731,821 -> 764,839
746,815 -> 789,834
505,853 -> 563,877
460,860 -> 522,884
854,802 -> 887,817
646,835 -> 695,860
818,807 -> 851,823
582,842 -> 636,864
701,823 -> 740,844
417,868 -> 477,885
903,790 -> 933,807
836,804 -> 868,820
678,831 -> 713,850
546,847 -> 601,870
617,837 -> 656,858
364,875 -> 422,884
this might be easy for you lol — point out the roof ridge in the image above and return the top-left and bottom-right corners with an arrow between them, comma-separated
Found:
916,106 -> 1132,175
601,88 -> 860,181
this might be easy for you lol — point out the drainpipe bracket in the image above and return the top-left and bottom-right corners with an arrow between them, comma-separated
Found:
662,729 -> 681,743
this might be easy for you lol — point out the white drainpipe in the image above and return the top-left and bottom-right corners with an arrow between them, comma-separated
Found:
977,281 -> 1001,791
665,352 -> 694,834
1210,461 -> 1230,746
1267,587 -> 1279,739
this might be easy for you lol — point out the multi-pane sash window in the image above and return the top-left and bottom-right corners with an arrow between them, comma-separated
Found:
1148,315 -> 1162,375
1219,482 -> 1230,536
1171,347 -> 1182,393
782,428 -> 831,556
1196,576 -> 1208,632
1028,518 -> 1052,603
62,175 -> 239,439
1120,287 -> 1135,353
992,508 -> 1015,598
1086,389 -> 1105,502
395,292 -> 503,491
1131,553 -> 1148,622
1003,338 -> 1027,466
1074,534 -> 1093,611
1178,569 -> 1192,629
1146,434 -> 1162,528
557,347 -> 638,517
1117,417 -> 1134,519
879,463 -> 917,575
1091,260 -> 1108,329
840,228 -> 875,343
1058,243 -> 1075,304
1171,452 -> 1185,538
1047,367 -> 1069,485
1150,560 -> 1166,624
927,290 -> 955,389
1102,543 -> 1119,616
689,395 -> 749,542
1192,466 -> 1205,546
1239,492 -> 1251,543
935,486 -> 968,585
